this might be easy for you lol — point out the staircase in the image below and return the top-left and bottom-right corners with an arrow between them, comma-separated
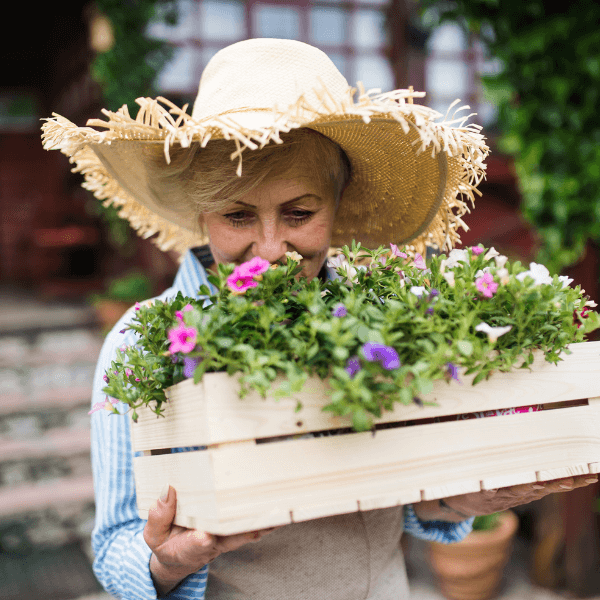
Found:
0,287 -> 113,600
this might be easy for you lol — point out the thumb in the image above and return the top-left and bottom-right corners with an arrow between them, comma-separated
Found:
144,485 -> 177,549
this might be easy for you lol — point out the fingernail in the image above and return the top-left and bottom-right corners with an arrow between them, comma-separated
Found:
159,484 -> 171,502
532,484 -> 545,490
586,478 -> 598,483
560,484 -> 572,489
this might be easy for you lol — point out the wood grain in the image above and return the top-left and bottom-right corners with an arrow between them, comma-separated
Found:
133,399 -> 600,534
131,341 -> 600,451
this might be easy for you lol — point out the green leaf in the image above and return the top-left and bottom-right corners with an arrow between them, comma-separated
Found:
457,340 -> 473,357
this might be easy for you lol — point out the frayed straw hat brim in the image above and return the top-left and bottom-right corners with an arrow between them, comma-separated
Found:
41,39 -> 489,256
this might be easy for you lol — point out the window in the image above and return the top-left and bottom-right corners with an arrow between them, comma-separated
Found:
149,0 -> 396,100
424,21 -> 500,127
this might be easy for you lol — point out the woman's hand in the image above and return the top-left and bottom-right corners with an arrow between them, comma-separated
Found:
144,486 -> 279,597
413,475 -> 598,523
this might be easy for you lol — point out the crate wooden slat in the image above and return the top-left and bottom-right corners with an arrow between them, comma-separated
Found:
131,341 -> 600,535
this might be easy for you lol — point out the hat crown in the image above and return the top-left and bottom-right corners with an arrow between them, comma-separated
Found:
191,38 -> 350,121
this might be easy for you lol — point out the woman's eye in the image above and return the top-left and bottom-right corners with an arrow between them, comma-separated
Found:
225,212 -> 252,227
286,210 -> 313,225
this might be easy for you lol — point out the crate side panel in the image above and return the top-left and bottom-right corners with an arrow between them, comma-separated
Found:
133,451 -> 218,528
131,379 -> 209,452
208,404 -> 600,523
176,342 -> 600,442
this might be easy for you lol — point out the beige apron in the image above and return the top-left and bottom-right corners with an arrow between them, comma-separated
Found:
206,506 -> 409,599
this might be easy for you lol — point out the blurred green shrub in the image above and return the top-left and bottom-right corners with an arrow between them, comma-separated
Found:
418,0 -> 600,274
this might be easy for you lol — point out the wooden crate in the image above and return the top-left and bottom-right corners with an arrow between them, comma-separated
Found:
131,341 -> 600,535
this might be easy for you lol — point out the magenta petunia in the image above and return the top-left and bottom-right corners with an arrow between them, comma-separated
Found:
175,304 -> 194,322
226,270 -> 258,294
362,342 -> 400,370
168,324 -> 198,353
238,256 -> 271,277
476,272 -> 499,298
471,246 -> 485,256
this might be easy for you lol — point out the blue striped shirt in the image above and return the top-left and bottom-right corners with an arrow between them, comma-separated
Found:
90,249 -> 474,599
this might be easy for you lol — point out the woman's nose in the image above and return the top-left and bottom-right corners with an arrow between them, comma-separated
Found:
251,228 -> 288,263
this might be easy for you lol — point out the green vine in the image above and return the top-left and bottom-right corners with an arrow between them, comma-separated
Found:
90,0 -> 178,252
418,0 -> 600,274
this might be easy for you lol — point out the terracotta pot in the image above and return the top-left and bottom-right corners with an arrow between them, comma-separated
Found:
428,510 -> 519,600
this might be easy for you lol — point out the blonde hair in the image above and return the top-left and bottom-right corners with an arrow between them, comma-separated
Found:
149,128 -> 351,232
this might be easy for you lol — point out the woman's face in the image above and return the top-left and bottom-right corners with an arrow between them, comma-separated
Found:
201,177 -> 337,281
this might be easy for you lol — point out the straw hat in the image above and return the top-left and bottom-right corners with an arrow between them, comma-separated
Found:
41,38 -> 489,256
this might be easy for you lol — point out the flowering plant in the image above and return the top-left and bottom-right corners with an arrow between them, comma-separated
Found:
100,242 -> 599,431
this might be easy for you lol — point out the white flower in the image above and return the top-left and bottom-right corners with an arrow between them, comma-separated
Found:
410,286 -> 427,297
475,267 -> 493,278
496,268 -> 510,285
516,262 -> 553,286
327,255 -> 365,284
475,322 -> 513,343
444,249 -> 469,269
494,255 -> 508,269
484,247 -> 500,261
558,275 -> 574,288
285,251 -> 303,262
442,271 -> 455,287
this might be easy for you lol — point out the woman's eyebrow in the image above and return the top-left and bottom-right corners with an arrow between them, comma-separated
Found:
230,194 -> 322,209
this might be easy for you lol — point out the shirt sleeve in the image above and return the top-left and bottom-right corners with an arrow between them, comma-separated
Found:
403,504 -> 474,544
90,308 -> 209,599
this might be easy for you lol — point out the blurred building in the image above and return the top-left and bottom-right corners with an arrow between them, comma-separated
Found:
0,0 -> 541,303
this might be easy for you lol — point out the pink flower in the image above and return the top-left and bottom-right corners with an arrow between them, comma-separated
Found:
471,246 -> 485,256
390,244 -> 407,258
238,257 -> 270,277
413,253 -> 427,270
89,396 -> 119,415
134,302 -> 141,311
175,304 -> 194,322
226,270 -> 258,294
168,324 -> 198,353
476,273 -> 499,298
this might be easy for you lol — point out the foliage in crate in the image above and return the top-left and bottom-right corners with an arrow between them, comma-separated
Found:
98,242 -> 599,431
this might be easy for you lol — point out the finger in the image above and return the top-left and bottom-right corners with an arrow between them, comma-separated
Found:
144,485 -> 177,549
215,528 -> 278,554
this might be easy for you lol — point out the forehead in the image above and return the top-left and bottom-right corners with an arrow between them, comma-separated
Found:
233,177 -> 335,207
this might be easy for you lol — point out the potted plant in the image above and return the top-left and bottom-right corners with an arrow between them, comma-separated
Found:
428,510 -> 519,600
95,243 -> 600,534
90,270 -> 153,332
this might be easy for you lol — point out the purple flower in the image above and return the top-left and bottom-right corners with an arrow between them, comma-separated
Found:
332,303 -> 348,317
429,289 -> 439,298
103,374 -> 109,383
446,362 -> 460,383
345,356 -> 361,378
183,357 -> 201,378
471,246 -> 485,256
362,342 -> 400,370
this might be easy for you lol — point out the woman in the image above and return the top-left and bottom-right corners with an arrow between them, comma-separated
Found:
43,38 -> 595,599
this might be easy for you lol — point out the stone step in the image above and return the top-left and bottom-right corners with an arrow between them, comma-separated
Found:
0,474 -> 94,518
0,386 -> 93,415
0,426 -> 90,462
